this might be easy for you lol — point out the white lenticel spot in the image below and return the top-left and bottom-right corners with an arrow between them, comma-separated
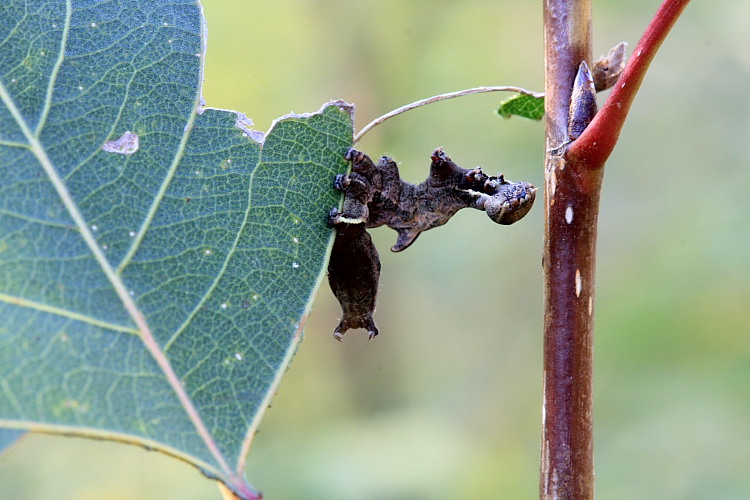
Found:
549,169 -> 557,197
565,206 -> 574,224
575,269 -> 582,297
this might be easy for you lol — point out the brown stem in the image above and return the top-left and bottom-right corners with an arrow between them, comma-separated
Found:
541,1 -> 595,499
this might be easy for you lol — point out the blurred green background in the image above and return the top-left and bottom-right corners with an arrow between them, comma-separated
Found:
2,1 -> 750,499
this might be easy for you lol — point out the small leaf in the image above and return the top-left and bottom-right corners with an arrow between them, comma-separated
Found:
498,93 -> 545,120
0,1 -> 352,498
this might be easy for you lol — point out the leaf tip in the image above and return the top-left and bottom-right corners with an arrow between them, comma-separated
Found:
325,99 -> 355,123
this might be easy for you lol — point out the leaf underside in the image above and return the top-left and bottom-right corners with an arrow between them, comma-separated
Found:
0,0 -> 352,497
498,93 -> 545,120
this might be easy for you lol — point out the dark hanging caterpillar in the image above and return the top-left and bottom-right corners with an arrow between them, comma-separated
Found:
327,148 -> 536,341
327,221 -> 380,341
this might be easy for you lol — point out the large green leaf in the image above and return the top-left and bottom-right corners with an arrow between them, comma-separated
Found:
0,1 -> 352,497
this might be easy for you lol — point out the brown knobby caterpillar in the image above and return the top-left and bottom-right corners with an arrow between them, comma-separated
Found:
328,148 -> 536,341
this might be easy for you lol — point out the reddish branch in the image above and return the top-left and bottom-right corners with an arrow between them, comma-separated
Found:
540,1 -> 690,500
566,0 -> 691,171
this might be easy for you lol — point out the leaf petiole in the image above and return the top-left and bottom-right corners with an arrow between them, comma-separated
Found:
353,86 -> 542,143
